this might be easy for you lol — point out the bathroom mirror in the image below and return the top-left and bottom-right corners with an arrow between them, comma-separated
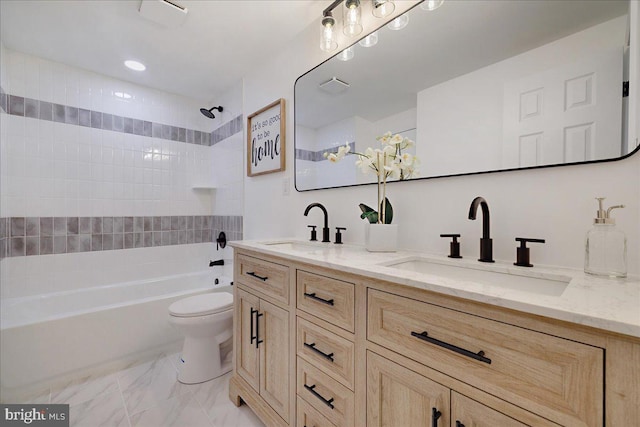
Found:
294,0 -> 637,191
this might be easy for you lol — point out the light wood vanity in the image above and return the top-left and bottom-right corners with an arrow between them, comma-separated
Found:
229,244 -> 640,427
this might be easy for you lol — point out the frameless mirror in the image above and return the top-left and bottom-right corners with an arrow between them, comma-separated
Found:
295,0 -> 637,191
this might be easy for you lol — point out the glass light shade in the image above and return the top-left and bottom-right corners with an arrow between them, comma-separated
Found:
420,0 -> 444,11
372,0 -> 395,18
343,0 -> 363,37
320,16 -> 338,52
337,46 -> 355,61
358,31 -> 379,48
386,13 -> 409,31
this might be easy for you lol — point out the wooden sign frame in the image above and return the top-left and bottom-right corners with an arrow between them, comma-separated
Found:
247,98 -> 286,177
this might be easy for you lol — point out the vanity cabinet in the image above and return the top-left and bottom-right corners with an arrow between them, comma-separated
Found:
230,247 -> 640,427
367,289 -> 603,425
231,253 -> 293,426
235,288 -> 290,421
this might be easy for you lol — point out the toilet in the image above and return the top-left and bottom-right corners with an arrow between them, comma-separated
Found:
168,292 -> 234,384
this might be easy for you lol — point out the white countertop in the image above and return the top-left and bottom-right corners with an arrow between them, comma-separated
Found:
231,239 -> 640,338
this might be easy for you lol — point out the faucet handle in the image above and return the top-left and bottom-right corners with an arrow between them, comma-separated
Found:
514,237 -> 545,267
307,225 -> 317,241
440,234 -> 462,259
335,227 -> 346,244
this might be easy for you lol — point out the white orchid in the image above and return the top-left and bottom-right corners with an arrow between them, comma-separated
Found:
324,131 -> 421,224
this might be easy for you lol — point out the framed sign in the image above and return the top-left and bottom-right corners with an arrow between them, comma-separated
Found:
247,98 -> 286,177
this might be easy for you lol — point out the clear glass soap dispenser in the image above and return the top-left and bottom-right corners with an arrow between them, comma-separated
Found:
584,197 -> 627,278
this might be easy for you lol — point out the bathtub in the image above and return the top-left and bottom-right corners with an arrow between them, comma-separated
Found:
0,271 -> 232,397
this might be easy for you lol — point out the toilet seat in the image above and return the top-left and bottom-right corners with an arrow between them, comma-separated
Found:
169,293 -> 233,317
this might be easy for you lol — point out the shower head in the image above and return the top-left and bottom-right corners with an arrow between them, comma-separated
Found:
200,106 -> 223,119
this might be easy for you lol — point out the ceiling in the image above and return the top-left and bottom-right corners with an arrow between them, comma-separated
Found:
0,0 -> 326,101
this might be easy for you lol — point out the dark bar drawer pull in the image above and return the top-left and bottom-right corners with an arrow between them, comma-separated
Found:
303,292 -> 334,306
432,408 -> 442,427
304,342 -> 335,362
456,421 -> 465,427
304,384 -> 335,409
411,331 -> 492,364
246,271 -> 268,281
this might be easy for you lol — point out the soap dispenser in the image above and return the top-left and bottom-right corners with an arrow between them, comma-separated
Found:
584,197 -> 627,278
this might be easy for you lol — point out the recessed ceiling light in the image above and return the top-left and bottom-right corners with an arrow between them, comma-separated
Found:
115,92 -> 132,99
124,60 -> 146,71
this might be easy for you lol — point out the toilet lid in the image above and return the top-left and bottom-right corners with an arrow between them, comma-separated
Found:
169,293 -> 234,317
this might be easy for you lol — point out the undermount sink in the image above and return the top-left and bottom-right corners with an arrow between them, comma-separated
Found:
382,257 -> 571,296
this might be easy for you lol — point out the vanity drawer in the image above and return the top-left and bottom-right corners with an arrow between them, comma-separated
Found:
237,254 -> 289,304
297,358 -> 354,427
297,271 -> 354,332
297,397 -> 337,427
297,318 -> 355,390
367,289 -> 604,426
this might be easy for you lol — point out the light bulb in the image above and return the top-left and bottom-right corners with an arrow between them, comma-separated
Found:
359,31 -> 379,48
372,0 -> 395,18
386,13 -> 409,31
420,0 -> 444,11
337,46 -> 355,61
320,15 -> 338,52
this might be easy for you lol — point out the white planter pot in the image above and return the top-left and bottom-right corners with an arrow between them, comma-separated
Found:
365,223 -> 398,252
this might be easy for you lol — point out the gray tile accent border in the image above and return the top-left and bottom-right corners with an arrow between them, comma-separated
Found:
0,85 -> 7,114
295,141 -> 356,162
211,115 -> 243,145
0,85 -> 213,147
0,215 -> 242,259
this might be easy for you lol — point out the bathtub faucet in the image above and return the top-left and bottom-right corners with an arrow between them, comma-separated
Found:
209,259 -> 224,266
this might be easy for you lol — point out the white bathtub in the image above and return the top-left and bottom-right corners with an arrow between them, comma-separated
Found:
0,272 -> 233,397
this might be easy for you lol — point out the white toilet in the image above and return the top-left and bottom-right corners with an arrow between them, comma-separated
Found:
168,292 -> 234,384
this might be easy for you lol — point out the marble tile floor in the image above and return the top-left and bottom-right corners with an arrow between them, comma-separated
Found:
15,353 -> 265,427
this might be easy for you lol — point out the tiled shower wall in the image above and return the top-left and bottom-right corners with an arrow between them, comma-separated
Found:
0,46 -> 244,297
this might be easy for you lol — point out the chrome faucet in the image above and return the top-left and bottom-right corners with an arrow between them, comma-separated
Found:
304,203 -> 330,243
468,196 -> 494,263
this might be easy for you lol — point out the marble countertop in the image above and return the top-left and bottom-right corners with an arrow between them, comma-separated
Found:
231,239 -> 640,338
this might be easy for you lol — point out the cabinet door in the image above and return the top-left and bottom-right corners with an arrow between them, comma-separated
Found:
259,299 -> 290,422
367,351 -> 450,427
236,288 -> 260,392
451,392 -> 529,427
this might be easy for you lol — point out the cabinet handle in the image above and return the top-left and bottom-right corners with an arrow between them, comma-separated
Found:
304,384 -> 335,409
304,342 -> 335,362
456,422 -> 465,427
246,271 -> 268,281
411,331 -> 492,364
432,408 -> 442,427
250,308 -> 258,344
303,292 -> 334,306
255,311 -> 264,349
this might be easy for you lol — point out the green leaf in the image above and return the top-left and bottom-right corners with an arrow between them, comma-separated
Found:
383,197 -> 393,224
359,203 -> 379,224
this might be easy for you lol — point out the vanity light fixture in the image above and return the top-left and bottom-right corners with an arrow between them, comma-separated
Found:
343,0 -> 363,37
337,46 -> 355,61
124,60 -> 146,71
358,30 -> 379,47
386,13 -> 409,30
420,0 -> 444,11
320,11 -> 338,51
319,0 -> 391,52
372,0 -> 395,18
